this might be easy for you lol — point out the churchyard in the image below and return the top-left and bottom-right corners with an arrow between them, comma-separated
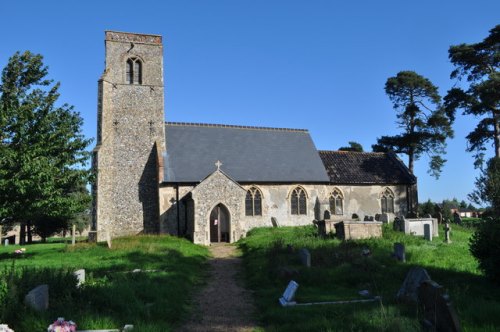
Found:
0,236 -> 209,331
238,224 -> 500,331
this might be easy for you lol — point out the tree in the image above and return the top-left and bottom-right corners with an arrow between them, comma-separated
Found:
339,141 -> 364,152
444,25 -> 499,167
0,51 -> 92,244
372,71 -> 454,178
469,157 -> 500,217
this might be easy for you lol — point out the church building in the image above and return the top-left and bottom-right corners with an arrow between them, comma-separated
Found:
92,31 -> 417,244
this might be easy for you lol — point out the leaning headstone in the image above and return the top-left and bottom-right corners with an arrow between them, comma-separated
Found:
24,284 -> 49,311
271,217 -> 279,228
279,280 -> 299,306
444,223 -> 451,244
298,248 -> 311,267
432,218 -> 439,237
418,280 -> 461,332
396,267 -> 431,302
453,212 -> 462,225
74,269 -> 85,287
393,243 -> 406,262
437,211 -> 443,224
424,224 -> 432,241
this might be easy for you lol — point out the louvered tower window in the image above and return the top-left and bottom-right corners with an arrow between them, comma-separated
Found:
126,58 -> 142,84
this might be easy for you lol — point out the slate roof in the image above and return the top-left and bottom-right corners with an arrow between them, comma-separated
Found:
164,122 -> 330,183
318,150 -> 416,185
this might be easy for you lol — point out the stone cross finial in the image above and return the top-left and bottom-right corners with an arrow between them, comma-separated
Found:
215,160 -> 223,171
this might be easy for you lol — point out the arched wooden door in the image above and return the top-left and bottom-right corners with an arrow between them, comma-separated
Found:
209,204 -> 230,243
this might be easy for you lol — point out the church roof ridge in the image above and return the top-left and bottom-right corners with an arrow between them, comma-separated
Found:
165,121 -> 308,133
318,150 -> 386,155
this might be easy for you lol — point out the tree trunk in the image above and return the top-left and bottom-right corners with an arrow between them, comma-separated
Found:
27,220 -> 32,244
494,110 -> 500,158
19,222 -> 26,245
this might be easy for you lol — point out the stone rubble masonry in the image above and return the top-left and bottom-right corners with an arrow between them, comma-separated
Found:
92,31 -> 165,241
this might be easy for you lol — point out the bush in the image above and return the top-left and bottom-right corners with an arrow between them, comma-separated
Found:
469,218 -> 500,282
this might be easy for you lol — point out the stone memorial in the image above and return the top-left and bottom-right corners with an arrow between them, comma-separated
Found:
401,216 -> 434,237
380,213 -> 390,223
72,224 -> 76,246
4,239 -> 8,246
335,221 -> 383,240
279,280 -> 299,306
393,243 -> 406,262
396,267 -> 431,302
444,223 -> 451,244
24,284 -> 49,311
74,269 -> 85,287
271,217 -> 279,228
418,280 -> 461,332
298,248 -> 311,267
424,224 -> 432,241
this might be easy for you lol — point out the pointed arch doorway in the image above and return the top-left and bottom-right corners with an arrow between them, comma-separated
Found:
210,204 -> 230,243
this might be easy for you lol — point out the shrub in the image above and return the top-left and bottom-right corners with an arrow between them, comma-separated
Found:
469,218 -> 500,282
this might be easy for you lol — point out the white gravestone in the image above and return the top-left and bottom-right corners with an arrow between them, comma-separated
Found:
279,280 -> 299,306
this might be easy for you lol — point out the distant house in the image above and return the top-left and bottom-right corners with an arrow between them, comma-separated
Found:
450,208 -> 481,218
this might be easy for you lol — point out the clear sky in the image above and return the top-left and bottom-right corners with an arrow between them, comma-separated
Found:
1,1 -> 498,204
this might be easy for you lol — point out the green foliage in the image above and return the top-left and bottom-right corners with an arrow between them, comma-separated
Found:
445,25 -> 500,164
372,71 -> 454,178
239,225 -> 500,331
469,218 -> 500,282
0,235 -> 209,331
338,141 -> 364,152
418,199 -> 439,217
0,51 -> 92,236
469,157 -> 500,216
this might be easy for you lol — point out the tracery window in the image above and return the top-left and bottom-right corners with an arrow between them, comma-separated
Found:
126,58 -> 142,84
381,188 -> 395,213
329,188 -> 344,215
291,187 -> 307,215
245,187 -> 262,216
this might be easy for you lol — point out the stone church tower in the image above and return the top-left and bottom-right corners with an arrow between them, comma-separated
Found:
91,31 -> 165,241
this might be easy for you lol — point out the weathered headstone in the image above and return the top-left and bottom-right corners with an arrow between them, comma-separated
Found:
453,212 -> 462,225
271,217 -> 279,228
444,223 -> 451,244
393,217 -> 403,231
24,284 -> 49,311
396,267 -> 431,302
380,213 -> 389,223
437,211 -> 443,224
279,280 -> 299,306
298,248 -> 311,267
74,269 -> 85,287
424,224 -> 432,241
72,224 -> 76,246
314,220 -> 326,238
418,280 -> 461,332
4,239 -> 8,246
432,218 -> 439,237
106,230 -> 112,249
393,243 -> 406,262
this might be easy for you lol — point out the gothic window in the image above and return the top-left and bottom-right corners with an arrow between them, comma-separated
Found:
381,188 -> 395,213
291,187 -> 307,215
126,58 -> 142,84
245,187 -> 262,216
329,188 -> 344,215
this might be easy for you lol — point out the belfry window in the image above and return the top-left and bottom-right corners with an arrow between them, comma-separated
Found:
126,58 -> 142,84
245,187 -> 262,216
291,187 -> 307,215
329,188 -> 344,215
381,188 -> 395,213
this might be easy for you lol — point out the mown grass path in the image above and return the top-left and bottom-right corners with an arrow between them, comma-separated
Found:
178,244 -> 258,332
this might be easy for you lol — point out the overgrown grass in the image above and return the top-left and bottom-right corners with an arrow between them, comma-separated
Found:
239,225 -> 500,331
0,235 -> 209,331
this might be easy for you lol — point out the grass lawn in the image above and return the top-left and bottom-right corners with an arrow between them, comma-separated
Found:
239,224 -> 500,331
0,235 -> 209,331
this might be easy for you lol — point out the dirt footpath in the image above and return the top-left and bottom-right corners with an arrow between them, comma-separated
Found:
178,244 -> 258,332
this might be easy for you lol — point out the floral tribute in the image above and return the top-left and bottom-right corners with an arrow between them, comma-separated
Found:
47,318 -> 76,332
13,248 -> 26,255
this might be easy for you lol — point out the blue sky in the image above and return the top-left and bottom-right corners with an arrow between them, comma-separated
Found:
1,1 -> 498,204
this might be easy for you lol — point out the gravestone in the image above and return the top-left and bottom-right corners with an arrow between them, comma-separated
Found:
393,217 -> 403,231
403,216 -> 410,234
298,248 -> 311,267
279,280 -> 299,306
444,223 -> 451,244
24,284 -> 49,311
396,267 -> 431,302
418,280 -> 461,332
74,269 -> 85,287
437,211 -> 443,224
271,217 -> 279,228
432,218 -> 439,237
453,212 -> 462,225
424,224 -> 432,241
72,224 -> 76,246
106,230 -> 112,249
380,213 -> 390,223
314,220 -> 326,238
4,239 -> 8,246
393,243 -> 406,262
